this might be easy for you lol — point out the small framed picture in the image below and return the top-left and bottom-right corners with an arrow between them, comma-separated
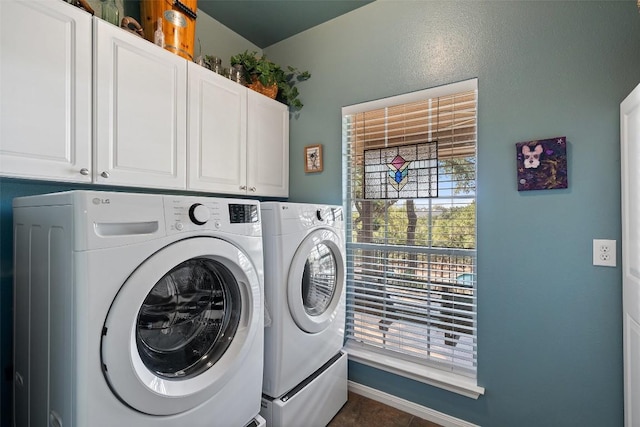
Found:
304,144 -> 323,173
516,136 -> 568,191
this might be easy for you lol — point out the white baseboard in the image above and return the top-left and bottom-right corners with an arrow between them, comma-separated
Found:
348,381 -> 480,427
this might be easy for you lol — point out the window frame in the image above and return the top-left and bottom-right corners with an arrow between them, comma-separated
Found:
341,79 -> 484,398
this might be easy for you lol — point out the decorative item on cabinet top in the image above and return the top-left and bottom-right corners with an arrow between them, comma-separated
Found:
66,0 -> 196,61
66,0 -> 94,14
121,16 -> 144,37
230,50 -> 311,111
140,0 -> 198,61
101,0 -> 118,25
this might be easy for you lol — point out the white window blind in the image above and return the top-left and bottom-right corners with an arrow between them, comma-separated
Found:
342,80 -> 478,378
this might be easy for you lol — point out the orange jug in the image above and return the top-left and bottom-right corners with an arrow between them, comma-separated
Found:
140,0 -> 198,61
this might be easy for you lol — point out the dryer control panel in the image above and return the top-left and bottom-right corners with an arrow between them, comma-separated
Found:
261,202 -> 344,236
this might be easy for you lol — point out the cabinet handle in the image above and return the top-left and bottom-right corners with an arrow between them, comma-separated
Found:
240,185 -> 247,190
80,168 -> 90,176
249,187 -> 256,192
101,171 -> 110,178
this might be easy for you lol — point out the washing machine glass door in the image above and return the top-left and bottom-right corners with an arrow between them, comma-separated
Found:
102,237 -> 261,416
136,258 -> 240,379
287,228 -> 345,333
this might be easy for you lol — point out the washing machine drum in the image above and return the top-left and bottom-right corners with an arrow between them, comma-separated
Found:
287,228 -> 345,334
101,237 -> 261,416
136,258 -> 240,379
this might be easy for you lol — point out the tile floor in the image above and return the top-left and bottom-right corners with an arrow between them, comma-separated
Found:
327,392 -> 443,427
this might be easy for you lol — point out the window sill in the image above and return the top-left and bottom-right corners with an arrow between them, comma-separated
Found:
344,342 -> 485,399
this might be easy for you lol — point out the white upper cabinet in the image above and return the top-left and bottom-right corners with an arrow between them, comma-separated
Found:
188,62 -> 289,197
0,3 -> 288,196
187,61 -> 247,194
0,0 -> 92,182
93,18 -> 187,190
247,90 -> 289,197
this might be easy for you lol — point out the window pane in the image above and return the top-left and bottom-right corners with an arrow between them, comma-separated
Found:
343,81 -> 477,377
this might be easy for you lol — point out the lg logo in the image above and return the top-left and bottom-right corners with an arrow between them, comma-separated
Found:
92,198 -> 111,205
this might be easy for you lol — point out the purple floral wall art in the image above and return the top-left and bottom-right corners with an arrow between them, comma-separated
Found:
516,136 -> 568,191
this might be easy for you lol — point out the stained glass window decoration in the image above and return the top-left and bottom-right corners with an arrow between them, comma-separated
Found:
363,142 -> 438,199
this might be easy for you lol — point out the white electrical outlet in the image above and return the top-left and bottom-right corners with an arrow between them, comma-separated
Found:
593,239 -> 616,267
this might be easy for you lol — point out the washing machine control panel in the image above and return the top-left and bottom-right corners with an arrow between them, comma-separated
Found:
164,197 -> 261,236
188,203 -> 211,225
228,204 -> 259,224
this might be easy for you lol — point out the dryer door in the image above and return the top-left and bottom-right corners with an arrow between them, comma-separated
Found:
287,228 -> 345,333
101,237 -> 261,416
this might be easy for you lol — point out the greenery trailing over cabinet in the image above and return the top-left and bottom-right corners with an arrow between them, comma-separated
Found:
230,50 -> 311,110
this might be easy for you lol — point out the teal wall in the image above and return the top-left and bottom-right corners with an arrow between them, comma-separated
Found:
2,1 -> 639,426
264,1 -> 640,425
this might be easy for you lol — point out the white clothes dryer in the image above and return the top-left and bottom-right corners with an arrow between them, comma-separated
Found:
13,191 -> 265,427
259,202 -> 347,427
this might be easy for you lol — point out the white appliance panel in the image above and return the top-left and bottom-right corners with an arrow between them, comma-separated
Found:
260,352 -> 348,427
260,201 -> 347,419
13,191 -> 264,427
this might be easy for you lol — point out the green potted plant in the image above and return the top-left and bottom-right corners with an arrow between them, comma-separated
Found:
230,50 -> 311,110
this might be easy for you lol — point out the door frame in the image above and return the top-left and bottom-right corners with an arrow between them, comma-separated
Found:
621,82 -> 640,427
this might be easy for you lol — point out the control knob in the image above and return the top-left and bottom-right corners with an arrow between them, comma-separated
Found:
188,203 -> 210,225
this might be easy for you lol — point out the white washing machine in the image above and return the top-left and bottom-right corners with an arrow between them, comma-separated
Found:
259,202 -> 348,427
13,191 -> 265,427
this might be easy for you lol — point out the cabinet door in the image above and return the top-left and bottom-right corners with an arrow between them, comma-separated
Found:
94,19 -> 187,190
187,62 -> 247,194
247,90 -> 289,197
0,0 -> 92,182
